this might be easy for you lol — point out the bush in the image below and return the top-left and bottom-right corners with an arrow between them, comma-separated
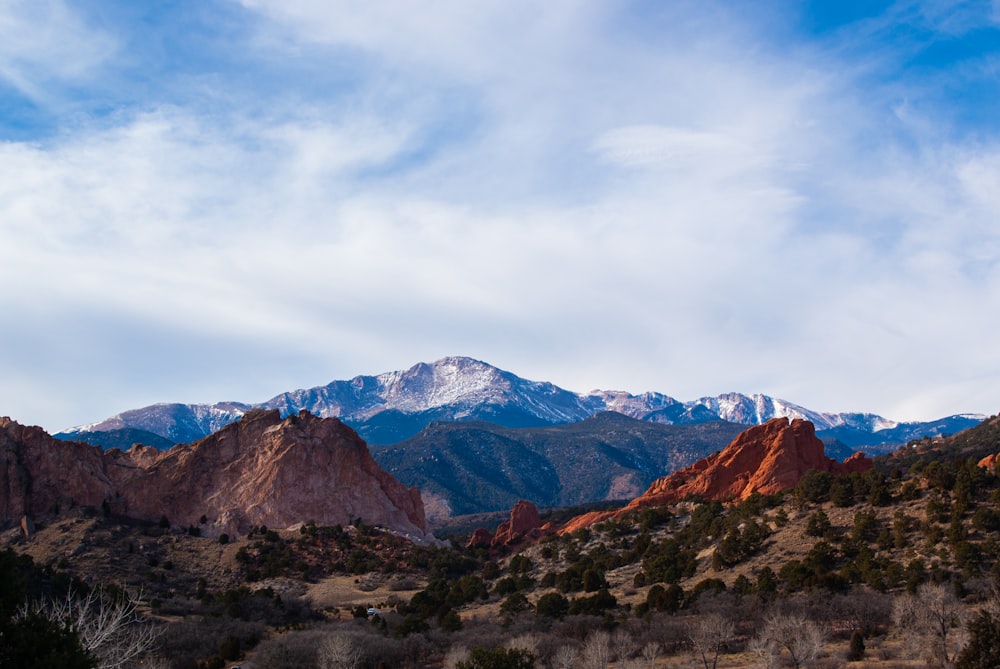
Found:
795,470 -> 834,504
456,646 -> 535,669
847,629 -> 865,661
0,612 -> 94,669
806,511 -> 833,538
568,588 -> 617,616
535,592 -> 569,619
957,609 -> 1000,669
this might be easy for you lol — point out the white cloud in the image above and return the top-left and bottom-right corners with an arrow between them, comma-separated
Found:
0,0 -> 116,99
1,1 -> 999,429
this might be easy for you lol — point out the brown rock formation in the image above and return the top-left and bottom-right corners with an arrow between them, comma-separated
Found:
466,500 -> 544,549
491,500 -> 542,547
466,527 -> 493,549
561,418 -> 872,533
0,410 -> 432,542
978,453 -> 998,470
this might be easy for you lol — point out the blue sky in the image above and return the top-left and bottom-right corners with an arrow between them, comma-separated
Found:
1,0 -> 998,432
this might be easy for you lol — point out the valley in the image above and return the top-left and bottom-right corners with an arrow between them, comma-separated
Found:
3,410 -> 1000,668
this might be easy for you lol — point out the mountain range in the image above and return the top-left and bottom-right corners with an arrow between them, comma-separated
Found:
56,356 -> 984,449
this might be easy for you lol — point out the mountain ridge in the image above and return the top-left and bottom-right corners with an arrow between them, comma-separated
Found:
56,356 -> 985,449
1,410 -> 432,542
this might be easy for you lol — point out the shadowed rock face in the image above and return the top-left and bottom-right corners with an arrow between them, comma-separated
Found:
561,417 -> 873,533
0,410 -> 431,542
466,499 -> 543,549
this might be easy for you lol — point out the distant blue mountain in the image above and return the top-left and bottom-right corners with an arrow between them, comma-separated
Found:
56,356 -> 985,455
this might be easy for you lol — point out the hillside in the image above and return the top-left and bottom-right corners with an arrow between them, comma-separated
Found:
371,413 -> 747,516
5,414 -> 1000,668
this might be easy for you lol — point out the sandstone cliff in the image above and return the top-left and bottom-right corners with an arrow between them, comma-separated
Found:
561,417 -> 872,532
0,410 -> 431,542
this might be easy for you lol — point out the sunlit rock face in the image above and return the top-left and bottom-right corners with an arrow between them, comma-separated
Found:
560,418 -> 872,533
0,410 -> 431,543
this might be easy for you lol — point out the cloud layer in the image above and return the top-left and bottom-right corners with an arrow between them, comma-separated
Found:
1,0 -> 998,430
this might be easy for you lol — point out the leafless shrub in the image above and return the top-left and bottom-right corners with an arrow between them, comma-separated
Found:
318,631 -> 363,669
506,633 -> 540,655
442,644 -> 470,669
687,612 -> 736,669
892,582 -> 967,668
612,628 -> 635,661
748,633 -> 780,669
832,590 -> 893,637
640,641 -> 660,669
751,611 -> 825,669
580,629 -> 611,669
550,645 -> 579,669
548,614 -> 606,642
19,587 -> 161,669
252,629 -> 325,669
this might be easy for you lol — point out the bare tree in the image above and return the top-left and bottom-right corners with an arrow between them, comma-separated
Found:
748,633 -> 780,669
318,631 -> 363,669
640,641 -> 660,669
893,582 -> 967,669
580,629 -> 612,669
507,633 -> 540,655
443,643 -> 471,669
550,645 -> 578,669
687,612 -> 735,669
19,587 -> 160,669
751,612 -> 825,669
612,628 -> 636,662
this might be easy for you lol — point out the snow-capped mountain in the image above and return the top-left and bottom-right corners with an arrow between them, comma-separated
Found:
57,356 -> 985,448
688,392 -> 898,432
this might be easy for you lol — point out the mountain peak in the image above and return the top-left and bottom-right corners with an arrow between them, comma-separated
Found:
57,357 -> 980,450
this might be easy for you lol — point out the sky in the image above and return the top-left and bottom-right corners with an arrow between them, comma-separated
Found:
1,0 -> 999,432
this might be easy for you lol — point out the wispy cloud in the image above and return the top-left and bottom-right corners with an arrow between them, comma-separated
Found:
0,0 -> 116,97
0,0 -> 998,430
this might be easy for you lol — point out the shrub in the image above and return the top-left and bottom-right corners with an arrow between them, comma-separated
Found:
847,630 -> 865,661
568,588 -> 617,616
535,592 -> 570,619
456,646 -> 535,669
957,609 -> 1000,669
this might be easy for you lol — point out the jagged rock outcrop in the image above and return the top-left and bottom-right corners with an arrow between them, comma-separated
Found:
562,418 -> 872,533
466,500 -> 543,549
0,411 -> 432,542
979,453 -> 998,470
466,527 -> 494,549
492,500 -> 542,547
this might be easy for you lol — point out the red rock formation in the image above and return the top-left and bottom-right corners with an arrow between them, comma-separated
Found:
466,500 -> 544,549
0,410 -> 432,542
491,500 -> 542,547
979,453 -> 998,470
466,527 -> 493,549
561,418 -> 872,533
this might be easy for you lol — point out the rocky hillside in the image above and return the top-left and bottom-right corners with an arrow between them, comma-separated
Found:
373,413 -> 747,517
0,410 -> 431,542
562,417 -> 873,532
